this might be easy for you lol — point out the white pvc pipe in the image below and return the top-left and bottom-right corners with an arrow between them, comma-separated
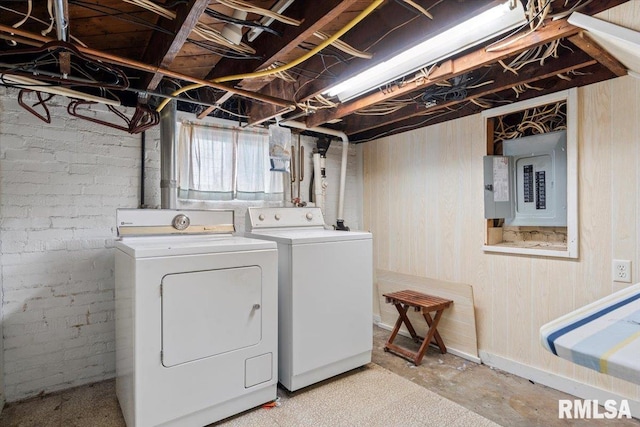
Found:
280,121 -> 349,223
338,138 -> 348,222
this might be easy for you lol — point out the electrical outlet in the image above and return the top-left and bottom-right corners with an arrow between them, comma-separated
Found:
613,259 -> 632,283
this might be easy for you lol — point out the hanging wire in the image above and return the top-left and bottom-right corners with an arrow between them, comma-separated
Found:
203,8 -> 282,37
493,101 -> 567,144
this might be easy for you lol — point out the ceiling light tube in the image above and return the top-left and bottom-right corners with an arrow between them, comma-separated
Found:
324,0 -> 526,102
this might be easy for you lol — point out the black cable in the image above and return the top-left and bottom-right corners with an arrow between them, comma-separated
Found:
186,39 -> 262,60
203,9 -> 282,37
392,0 -> 429,16
298,42 -> 349,64
164,0 -> 189,8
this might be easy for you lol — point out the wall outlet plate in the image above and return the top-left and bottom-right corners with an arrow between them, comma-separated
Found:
613,259 -> 632,283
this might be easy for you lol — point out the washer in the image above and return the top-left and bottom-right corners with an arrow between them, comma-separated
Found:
245,207 -> 372,391
115,209 -> 278,427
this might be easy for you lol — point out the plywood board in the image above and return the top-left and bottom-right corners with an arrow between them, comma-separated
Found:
376,269 -> 478,360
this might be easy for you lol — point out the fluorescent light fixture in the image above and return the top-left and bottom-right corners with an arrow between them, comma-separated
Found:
324,0 -> 526,102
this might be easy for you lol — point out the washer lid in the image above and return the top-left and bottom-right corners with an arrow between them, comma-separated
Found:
245,228 -> 372,245
115,234 -> 276,258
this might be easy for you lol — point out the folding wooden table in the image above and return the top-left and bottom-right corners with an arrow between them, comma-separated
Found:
383,290 -> 453,365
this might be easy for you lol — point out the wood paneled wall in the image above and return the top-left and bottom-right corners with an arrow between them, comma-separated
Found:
363,0 -> 640,400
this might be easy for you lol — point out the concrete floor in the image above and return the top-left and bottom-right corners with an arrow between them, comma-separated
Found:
0,325 -> 638,427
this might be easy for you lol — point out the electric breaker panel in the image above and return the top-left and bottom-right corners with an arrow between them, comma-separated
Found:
484,130 -> 567,227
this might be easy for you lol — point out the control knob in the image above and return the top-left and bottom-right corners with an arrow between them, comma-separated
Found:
258,214 -> 265,221
306,212 -> 313,220
275,214 -> 281,221
172,214 -> 190,230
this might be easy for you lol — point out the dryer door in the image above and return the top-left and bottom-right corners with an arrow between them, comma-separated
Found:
161,266 -> 262,367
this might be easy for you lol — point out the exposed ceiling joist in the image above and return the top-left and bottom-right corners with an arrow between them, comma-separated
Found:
0,0 -> 634,138
199,0 -> 362,118
0,24 -> 293,109
306,18 -> 581,128
207,0 -> 362,82
141,0 -> 211,91
348,64 -> 615,142
568,31 -> 628,77
341,51 -> 597,135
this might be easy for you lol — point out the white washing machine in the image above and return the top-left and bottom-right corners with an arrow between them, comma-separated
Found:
245,207 -> 372,391
115,209 -> 278,427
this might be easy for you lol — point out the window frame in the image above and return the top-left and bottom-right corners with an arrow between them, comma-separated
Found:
481,88 -> 578,259
176,117 -> 283,202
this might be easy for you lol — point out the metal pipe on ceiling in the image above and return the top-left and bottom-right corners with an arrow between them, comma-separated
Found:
53,0 -> 69,42
0,24 -> 294,109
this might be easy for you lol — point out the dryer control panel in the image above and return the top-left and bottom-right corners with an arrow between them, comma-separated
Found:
246,207 -> 325,230
117,209 -> 235,236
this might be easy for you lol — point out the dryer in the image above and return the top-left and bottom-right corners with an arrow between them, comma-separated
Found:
245,207 -> 372,391
115,209 -> 277,427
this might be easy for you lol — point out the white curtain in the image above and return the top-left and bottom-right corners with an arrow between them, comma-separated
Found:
237,128 -> 283,200
178,122 -> 283,201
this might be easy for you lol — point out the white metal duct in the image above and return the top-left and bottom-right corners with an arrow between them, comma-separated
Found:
568,12 -> 640,79
160,101 -> 178,209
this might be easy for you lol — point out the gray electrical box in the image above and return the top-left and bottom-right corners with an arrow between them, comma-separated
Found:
483,156 -> 514,219
484,130 -> 567,226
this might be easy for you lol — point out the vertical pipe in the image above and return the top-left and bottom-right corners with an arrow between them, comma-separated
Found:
279,120 -> 349,229
160,101 -> 178,209
337,137 -> 348,226
53,0 -> 69,42
140,131 -> 145,208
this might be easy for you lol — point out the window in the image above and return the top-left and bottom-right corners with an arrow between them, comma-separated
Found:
178,121 -> 283,201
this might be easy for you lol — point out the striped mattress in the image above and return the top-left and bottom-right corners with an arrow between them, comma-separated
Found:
540,283 -> 640,384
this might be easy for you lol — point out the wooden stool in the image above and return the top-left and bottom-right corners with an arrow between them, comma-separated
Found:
382,290 -> 453,365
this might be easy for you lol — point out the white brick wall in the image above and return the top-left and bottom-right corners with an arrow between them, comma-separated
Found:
0,87 -> 160,401
0,88 -> 362,403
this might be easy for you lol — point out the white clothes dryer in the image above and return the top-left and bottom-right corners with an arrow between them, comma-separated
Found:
115,209 -> 277,427
245,207 -> 372,391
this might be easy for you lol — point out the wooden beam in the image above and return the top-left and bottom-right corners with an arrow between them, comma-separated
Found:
295,0 -> 496,102
0,24 -> 294,109
246,0 -> 495,126
341,50 -> 597,135
348,65 -> 614,142
142,0 -> 210,91
306,60 -> 454,128
206,0 -> 362,82
568,31 -> 627,77
307,18 -> 581,128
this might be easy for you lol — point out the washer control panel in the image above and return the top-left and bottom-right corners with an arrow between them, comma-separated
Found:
246,207 -> 325,229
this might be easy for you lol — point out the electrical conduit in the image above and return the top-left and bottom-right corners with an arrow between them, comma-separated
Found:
155,0 -> 384,113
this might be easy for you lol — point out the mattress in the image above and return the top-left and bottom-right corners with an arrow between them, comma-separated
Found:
540,283 -> 640,384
